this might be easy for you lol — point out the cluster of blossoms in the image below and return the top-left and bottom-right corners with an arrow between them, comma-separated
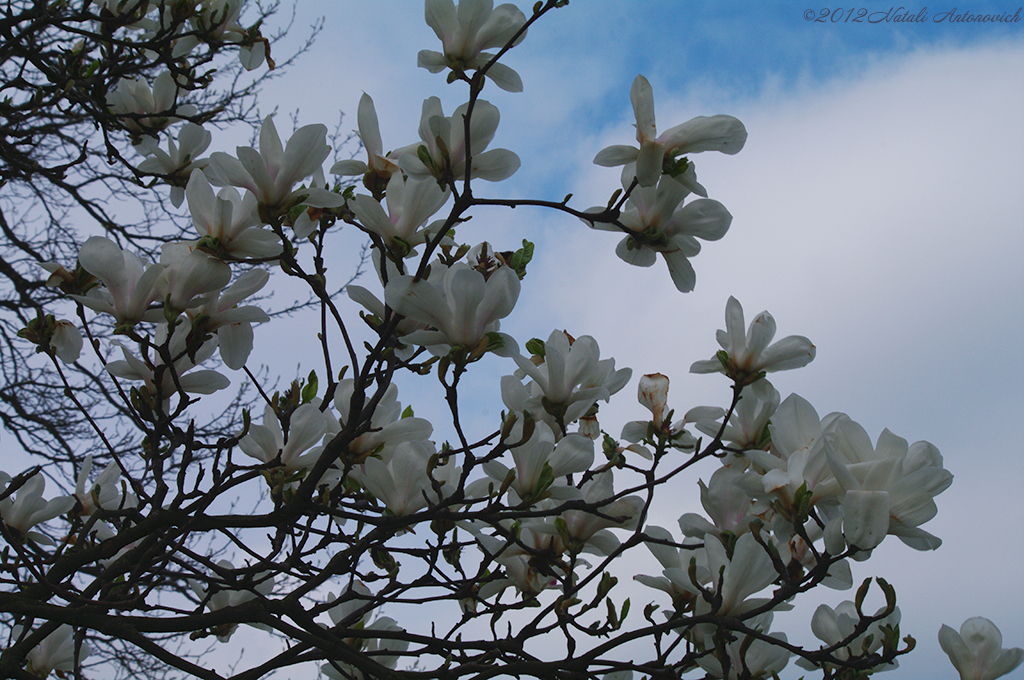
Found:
5,1 -> 1020,679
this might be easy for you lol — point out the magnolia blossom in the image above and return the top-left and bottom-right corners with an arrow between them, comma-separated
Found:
330,93 -> 402,193
695,613 -> 790,679
73,236 -> 165,326
744,394 -> 840,507
105,323 -> 229,404
156,242 -> 232,314
351,440 -> 459,516
75,455 -> 135,516
239,402 -> 329,472
187,269 -> 271,370
16,624 -> 91,678
559,471 -> 644,555
825,418 -> 953,552
385,261 -> 520,355
939,617 -> 1024,680
663,532 -> 778,620
397,97 -> 520,183
797,600 -> 901,671
186,172 -> 281,259
49,319 -> 83,364
694,383 -> 779,453
418,0 -> 528,92
351,173 -> 449,252
0,471 -> 74,545
483,420 -> 594,503
137,122 -> 212,207
677,466 -> 766,541
620,373 -> 702,454
106,71 -> 197,148
321,615 -> 409,680
188,560 -> 274,642
587,165 -> 732,293
691,296 -> 816,382
209,115 -> 344,216
327,380 -> 433,468
510,330 -> 631,428
594,74 -> 747,187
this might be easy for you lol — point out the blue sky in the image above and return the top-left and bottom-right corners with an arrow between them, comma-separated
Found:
252,2 -> 1024,677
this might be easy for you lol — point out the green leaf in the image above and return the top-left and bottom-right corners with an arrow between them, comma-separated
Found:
525,337 -> 545,357
301,370 -> 318,403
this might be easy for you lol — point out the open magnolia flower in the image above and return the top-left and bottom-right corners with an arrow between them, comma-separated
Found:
186,268 -> 271,370
594,74 -> 747,187
105,323 -> 229,407
939,617 -> 1024,680
330,93 -> 403,196
824,418 -> 953,552
0,471 -> 74,545
209,116 -> 344,217
14,624 -> 91,678
509,329 -> 631,429
796,600 -> 902,672
186,172 -> 281,259
350,173 -> 450,253
384,261 -> 520,356
136,122 -> 212,207
418,0 -> 528,92
73,236 -> 165,326
690,296 -> 816,383
188,560 -> 275,642
106,70 -> 197,149
239,402 -> 329,473
586,164 -> 732,293
397,97 -> 520,184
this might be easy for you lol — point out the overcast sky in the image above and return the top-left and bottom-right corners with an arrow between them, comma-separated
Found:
159,1 -> 1023,677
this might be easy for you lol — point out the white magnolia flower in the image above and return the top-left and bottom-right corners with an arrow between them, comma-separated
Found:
327,380 -> 434,468
418,0 -> 528,92
385,261 -> 520,356
209,116 -> 344,216
825,418 -> 953,552
587,165 -> 731,293
483,420 -> 594,503
351,173 -> 449,252
797,600 -> 901,672
16,624 -> 91,678
187,269 -> 271,370
188,560 -> 274,642
690,296 -> 816,382
49,319 -> 83,364
352,440 -> 458,516
239,402 -> 329,473
939,617 -> 1024,680
75,455 -> 135,516
664,532 -> 777,619
137,122 -> 212,207
330,93 -> 402,192
105,323 -> 229,404
106,71 -> 197,148
72,236 -> 165,326
695,613 -> 790,679
594,74 -> 747,187
156,242 -> 232,315
510,330 -> 631,428
186,172 -> 281,259
398,97 -> 520,183
0,471 -> 74,545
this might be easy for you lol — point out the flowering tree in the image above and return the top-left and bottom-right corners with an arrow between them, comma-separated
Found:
2,2 -> 1022,680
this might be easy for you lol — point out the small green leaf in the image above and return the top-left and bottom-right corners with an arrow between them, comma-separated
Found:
301,370 -> 318,403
